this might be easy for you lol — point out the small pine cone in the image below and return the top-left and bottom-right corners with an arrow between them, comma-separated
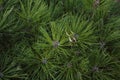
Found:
92,66 -> 99,72
93,0 -> 100,8
52,41 -> 60,48
67,63 -> 72,68
42,58 -> 47,64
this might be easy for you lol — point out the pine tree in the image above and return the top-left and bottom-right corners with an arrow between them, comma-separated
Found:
0,0 -> 120,80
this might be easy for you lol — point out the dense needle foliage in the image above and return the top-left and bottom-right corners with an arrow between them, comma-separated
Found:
0,0 -> 120,80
